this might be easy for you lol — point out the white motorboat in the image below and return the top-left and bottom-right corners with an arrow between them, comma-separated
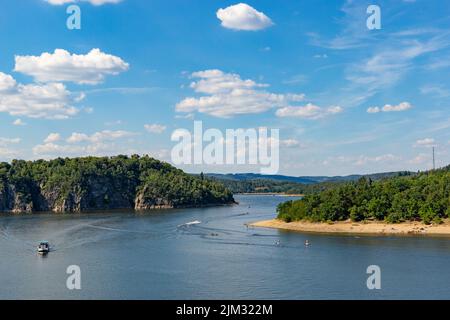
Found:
37,241 -> 50,254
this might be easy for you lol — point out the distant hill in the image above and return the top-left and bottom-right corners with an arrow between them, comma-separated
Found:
205,173 -> 318,184
203,171 -> 414,195
206,171 -> 412,184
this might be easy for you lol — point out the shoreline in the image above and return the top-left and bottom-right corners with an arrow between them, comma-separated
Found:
250,219 -> 450,236
236,193 -> 304,197
0,201 -> 237,215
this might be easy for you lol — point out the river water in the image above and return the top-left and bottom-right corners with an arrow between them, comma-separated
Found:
1,195 -> 449,299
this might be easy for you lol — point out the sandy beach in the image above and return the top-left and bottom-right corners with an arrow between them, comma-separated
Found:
250,219 -> 450,236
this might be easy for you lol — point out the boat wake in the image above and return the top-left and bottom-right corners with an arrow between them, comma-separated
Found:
177,220 -> 202,228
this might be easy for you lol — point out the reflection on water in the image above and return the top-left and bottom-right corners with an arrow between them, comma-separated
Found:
1,195 -> 450,299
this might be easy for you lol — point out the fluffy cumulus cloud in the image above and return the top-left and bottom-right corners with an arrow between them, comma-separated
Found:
14,49 -> 129,85
12,119 -> 26,126
33,130 -> 136,157
276,103 -> 343,120
367,102 -> 412,113
176,69 -> 304,118
45,0 -> 122,5
0,48 -> 129,120
216,3 -> 273,31
44,133 -> 61,144
0,72 -> 79,119
144,124 -> 167,134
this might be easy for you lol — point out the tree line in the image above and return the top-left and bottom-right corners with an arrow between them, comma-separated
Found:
277,166 -> 450,224
0,155 -> 234,211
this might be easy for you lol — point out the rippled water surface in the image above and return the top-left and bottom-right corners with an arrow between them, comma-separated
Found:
1,195 -> 450,299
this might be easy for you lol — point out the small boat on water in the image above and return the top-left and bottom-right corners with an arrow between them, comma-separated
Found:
37,241 -> 50,254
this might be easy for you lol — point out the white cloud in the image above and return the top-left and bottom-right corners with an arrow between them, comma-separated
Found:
66,133 -> 90,144
280,139 -> 302,148
276,103 -> 343,120
189,69 -> 268,94
0,147 -> 19,159
355,154 -> 400,166
409,153 -> 430,165
66,130 -> 135,143
34,130 -> 136,157
0,137 -> 21,160
45,0 -> 122,5
323,154 -> 401,167
12,119 -> 26,126
382,102 -> 412,112
104,120 -> 123,126
283,74 -> 308,85
216,3 -> 273,31
345,33 -> 450,105
82,87 -> 156,95
83,106 -> 94,114
150,149 -> 170,161
0,137 -> 21,146
367,107 -> 380,114
311,2 -> 450,108
367,102 -> 412,113
415,138 -> 436,148
144,124 -> 167,134
14,49 -> 129,85
33,143 -> 85,156
426,58 -> 450,70
44,133 -> 61,144
420,85 -> 450,98
0,72 -> 79,119
175,113 -> 195,120
176,69 -> 304,118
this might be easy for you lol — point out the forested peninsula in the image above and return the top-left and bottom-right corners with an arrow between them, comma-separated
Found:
0,155 -> 234,213
277,165 -> 450,225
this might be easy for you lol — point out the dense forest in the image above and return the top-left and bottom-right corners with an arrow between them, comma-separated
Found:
277,166 -> 450,224
0,155 -> 234,213
207,171 -> 412,195
206,177 -> 341,195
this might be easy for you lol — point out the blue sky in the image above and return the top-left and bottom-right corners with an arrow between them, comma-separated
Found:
0,0 -> 449,176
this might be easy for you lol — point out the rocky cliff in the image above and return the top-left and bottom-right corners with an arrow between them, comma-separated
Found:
0,155 -> 235,213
